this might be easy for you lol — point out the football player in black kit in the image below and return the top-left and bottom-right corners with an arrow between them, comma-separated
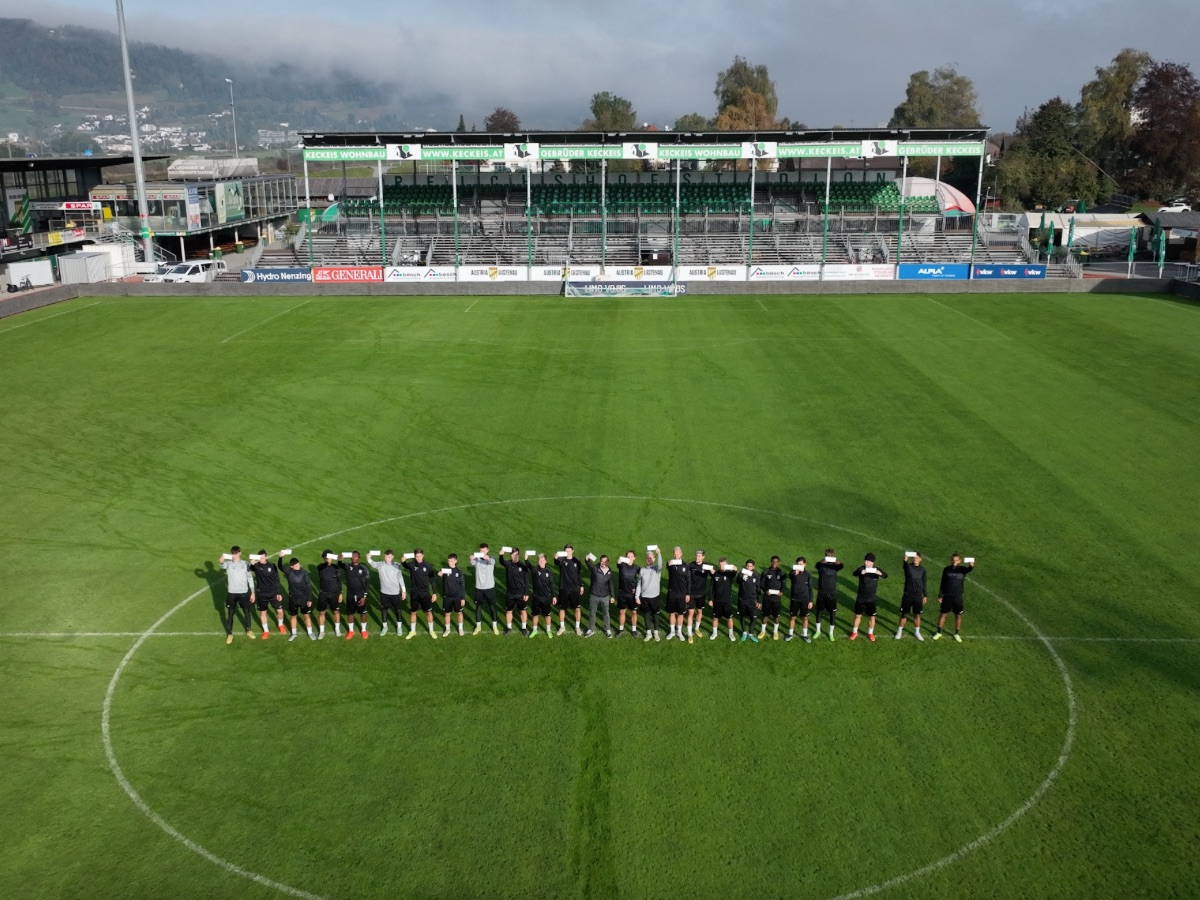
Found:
849,553 -> 887,642
402,548 -> 440,640
896,551 -> 927,641
758,555 -> 786,641
934,553 -> 975,642
343,551 -> 372,640
786,556 -> 813,643
248,549 -> 286,639
814,549 -> 844,641
708,558 -> 737,642
315,550 -> 344,640
440,553 -> 468,637
525,552 -> 557,638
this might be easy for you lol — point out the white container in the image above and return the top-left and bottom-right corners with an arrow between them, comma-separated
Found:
58,252 -> 109,285
86,243 -> 137,279
7,258 -> 56,287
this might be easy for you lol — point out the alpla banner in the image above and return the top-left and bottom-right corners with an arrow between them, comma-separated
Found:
313,267 -> 384,283
457,265 -> 529,283
240,268 -> 313,283
529,264 -> 602,282
748,265 -> 822,281
604,265 -> 674,281
677,265 -> 748,282
384,266 -> 456,282
897,263 -> 970,280
971,264 -> 1047,279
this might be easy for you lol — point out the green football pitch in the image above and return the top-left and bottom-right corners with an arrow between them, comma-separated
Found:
1,291 -> 1197,899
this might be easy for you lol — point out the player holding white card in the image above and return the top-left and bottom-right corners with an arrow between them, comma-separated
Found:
554,544 -> 585,636
440,554 -> 467,637
688,550 -> 710,639
636,546 -> 663,641
615,551 -> 641,637
814,549 -> 844,641
896,552 -> 927,641
758,556 -> 786,640
849,553 -> 888,641
934,553 -> 975,642
219,546 -> 255,644
665,546 -> 691,642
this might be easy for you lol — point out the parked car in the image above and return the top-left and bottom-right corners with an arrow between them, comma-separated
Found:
1158,198 -> 1192,213
144,260 -> 228,283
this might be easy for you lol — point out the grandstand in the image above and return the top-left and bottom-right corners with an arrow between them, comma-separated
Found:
288,129 -> 1051,277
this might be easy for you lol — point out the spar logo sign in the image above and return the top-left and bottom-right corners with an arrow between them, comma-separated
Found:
971,264 -> 1047,280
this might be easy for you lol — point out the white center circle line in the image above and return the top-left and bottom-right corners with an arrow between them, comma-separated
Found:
102,495 -> 1076,899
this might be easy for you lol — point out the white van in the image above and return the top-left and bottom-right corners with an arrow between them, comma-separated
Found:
144,260 -> 228,283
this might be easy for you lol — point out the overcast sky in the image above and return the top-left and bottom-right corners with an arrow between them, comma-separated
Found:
6,0 -> 1200,131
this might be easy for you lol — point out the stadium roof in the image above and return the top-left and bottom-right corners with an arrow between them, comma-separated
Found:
1137,211 -> 1200,230
302,128 -> 988,147
0,154 -> 170,173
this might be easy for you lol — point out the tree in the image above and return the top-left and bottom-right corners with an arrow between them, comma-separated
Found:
484,107 -> 521,133
1128,61 -> 1200,198
582,92 -> 636,132
992,98 -> 1099,210
889,67 -> 982,128
455,113 -> 466,134
715,56 -> 777,121
1076,49 -> 1152,185
712,87 -> 776,130
672,112 -> 710,132
50,131 -> 100,155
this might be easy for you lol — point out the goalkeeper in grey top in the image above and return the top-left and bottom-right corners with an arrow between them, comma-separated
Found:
636,547 -> 663,642
220,545 -> 255,644
370,550 -> 408,636
471,543 -> 499,635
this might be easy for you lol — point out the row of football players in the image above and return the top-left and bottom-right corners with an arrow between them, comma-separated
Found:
218,543 -> 975,645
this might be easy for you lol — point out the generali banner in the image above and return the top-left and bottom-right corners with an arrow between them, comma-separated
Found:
312,267 -> 383,283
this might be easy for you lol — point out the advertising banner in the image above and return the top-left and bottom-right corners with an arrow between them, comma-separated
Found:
743,141 -> 777,160
456,265 -> 529,282
422,146 -> 505,161
971,264 -> 1047,279
897,142 -> 985,157
383,266 -> 457,282
529,264 -> 602,282
565,281 -> 685,297
604,265 -> 674,281
313,266 -> 384,283
658,143 -> 742,161
304,146 -> 387,162
897,263 -> 970,280
505,143 -> 539,164
778,143 -> 862,159
676,264 -> 748,282
387,143 -> 423,161
823,264 -> 896,281
748,264 -> 822,281
538,145 -> 621,161
221,182 -> 244,222
186,186 -> 202,230
622,142 -> 658,161
240,268 -> 313,283
861,140 -> 899,158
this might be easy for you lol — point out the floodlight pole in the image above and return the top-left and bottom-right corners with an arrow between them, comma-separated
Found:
747,155 -> 756,268
896,154 -> 908,267
600,158 -> 607,269
302,151 -> 313,266
673,158 -> 681,274
968,150 -> 985,276
225,78 -> 238,156
377,158 -> 386,267
526,160 -> 533,269
820,156 -> 831,280
115,0 -> 155,265
451,159 -> 459,267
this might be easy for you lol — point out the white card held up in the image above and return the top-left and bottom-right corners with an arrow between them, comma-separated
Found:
221,553 -> 232,560
439,568 -> 451,576
741,568 -> 753,578
864,567 -> 879,575
525,550 -> 536,559
368,550 -> 380,557
555,551 -> 566,559
402,553 -> 415,561
586,553 -> 596,562
647,544 -> 658,552
905,551 -> 916,558
702,564 -> 714,573
341,552 -> 353,559
280,549 -> 293,556
769,589 -> 781,595
324,553 -> 335,560
501,546 -> 513,554
824,556 -> 836,563
667,559 -> 681,566
792,565 -> 801,572
965,557 -> 975,565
